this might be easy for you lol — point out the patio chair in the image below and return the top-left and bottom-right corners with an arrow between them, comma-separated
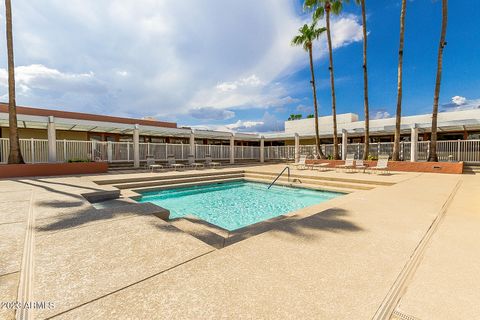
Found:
368,154 -> 390,174
293,155 -> 308,170
309,162 -> 330,171
336,153 -> 355,172
188,155 -> 204,170
205,155 -> 221,168
146,155 -> 163,172
167,156 -> 185,171
354,158 -> 368,173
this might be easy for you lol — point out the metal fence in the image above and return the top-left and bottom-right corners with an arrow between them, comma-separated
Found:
1,138 -> 480,164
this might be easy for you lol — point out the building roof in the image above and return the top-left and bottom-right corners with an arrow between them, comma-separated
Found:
0,103 -> 177,129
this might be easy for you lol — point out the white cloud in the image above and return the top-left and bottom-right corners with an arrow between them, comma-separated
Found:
190,112 -> 284,133
1,0 -> 363,121
451,96 -> 467,105
441,96 -> 480,112
372,110 -> 391,119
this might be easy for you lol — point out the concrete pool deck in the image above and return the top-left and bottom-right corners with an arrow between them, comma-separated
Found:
0,165 -> 478,319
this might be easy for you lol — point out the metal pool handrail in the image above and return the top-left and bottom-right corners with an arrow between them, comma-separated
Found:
268,166 -> 290,189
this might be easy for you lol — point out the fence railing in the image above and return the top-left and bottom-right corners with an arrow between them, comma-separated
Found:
1,138 -> 480,164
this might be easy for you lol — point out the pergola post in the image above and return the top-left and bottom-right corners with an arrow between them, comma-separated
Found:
47,116 -> 57,162
189,130 -> 195,158
229,134 -> 235,164
294,133 -> 300,163
133,124 -> 140,168
341,129 -> 348,160
410,126 -> 418,162
260,136 -> 265,163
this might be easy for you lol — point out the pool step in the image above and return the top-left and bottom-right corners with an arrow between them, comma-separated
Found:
130,177 -> 244,193
243,176 -> 359,194
112,173 -> 244,190
244,173 -> 376,191
93,170 -> 244,185
244,169 -> 394,187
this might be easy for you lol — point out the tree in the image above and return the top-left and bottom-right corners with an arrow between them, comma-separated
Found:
357,0 -> 370,160
392,0 -> 407,161
428,0 -> 448,162
5,0 -> 24,164
291,22 -> 327,159
305,0 -> 344,160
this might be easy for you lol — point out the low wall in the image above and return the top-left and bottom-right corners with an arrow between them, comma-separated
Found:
0,162 -> 109,179
305,159 -> 463,174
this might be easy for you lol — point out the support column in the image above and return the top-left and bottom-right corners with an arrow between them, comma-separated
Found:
341,129 -> 348,160
47,116 -> 56,162
229,135 -> 235,164
189,131 -> 195,157
133,124 -> 140,168
294,133 -> 300,163
260,136 -> 265,163
410,126 -> 418,162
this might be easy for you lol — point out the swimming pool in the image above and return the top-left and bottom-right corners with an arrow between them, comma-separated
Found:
138,181 -> 343,231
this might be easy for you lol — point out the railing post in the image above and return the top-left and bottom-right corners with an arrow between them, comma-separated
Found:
63,139 -> 67,162
30,138 -> 35,163
294,133 -> 300,163
260,137 -> 265,163
341,130 -> 348,160
410,126 -> 418,162
457,139 -> 461,161
107,141 -> 113,162
230,135 -> 235,164
47,116 -> 57,162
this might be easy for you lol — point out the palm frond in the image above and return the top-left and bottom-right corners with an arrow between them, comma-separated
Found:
313,6 -> 325,21
331,1 -> 343,15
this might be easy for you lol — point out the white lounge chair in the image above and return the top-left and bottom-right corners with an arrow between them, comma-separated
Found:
336,153 -> 355,172
368,154 -> 390,174
188,155 -> 204,170
354,159 -> 368,173
146,156 -> 163,172
293,155 -> 308,170
167,156 -> 185,171
205,155 -> 221,168
309,162 -> 330,171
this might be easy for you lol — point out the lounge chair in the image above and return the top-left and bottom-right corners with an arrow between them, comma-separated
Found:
146,156 -> 163,172
354,159 -> 368,173
205,155 -> 221,168
188,155 -> 204,169
293,155 -> 308,170
167,156 -> 185,171
336,153 -> 355,172
309,162 -> 330,171
368,154 -> 390,174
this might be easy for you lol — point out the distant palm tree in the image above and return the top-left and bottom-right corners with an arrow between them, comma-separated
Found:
5,0 -> 23,164
291,22 -> 327,159
305,0 -> 344,160
428,0 -> 448,162
356,0 -> 370,160
392,0 -> 407,161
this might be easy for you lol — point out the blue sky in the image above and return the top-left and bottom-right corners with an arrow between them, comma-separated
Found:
0,0 -> 478,132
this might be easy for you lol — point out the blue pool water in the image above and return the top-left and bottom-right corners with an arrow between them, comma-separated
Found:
138,181 -> 342,231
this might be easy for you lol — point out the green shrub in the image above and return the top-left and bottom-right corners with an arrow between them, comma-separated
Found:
67,158 -> 91,163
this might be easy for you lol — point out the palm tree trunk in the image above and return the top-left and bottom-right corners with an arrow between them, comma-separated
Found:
360,0 -> 370,160
428,0 -> 448,162
5,0 -> 23,164
392,0 -> 407,161
325,7 -> 339,160
308,44 -> 326,159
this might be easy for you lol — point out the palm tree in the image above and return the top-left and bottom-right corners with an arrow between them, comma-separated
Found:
305,0 -> 343,160
356,0 -> 370,160
291,22 -> 327,159
392,0 -> 407,161
5,0 -> 23,164
428,0 -> 448,162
